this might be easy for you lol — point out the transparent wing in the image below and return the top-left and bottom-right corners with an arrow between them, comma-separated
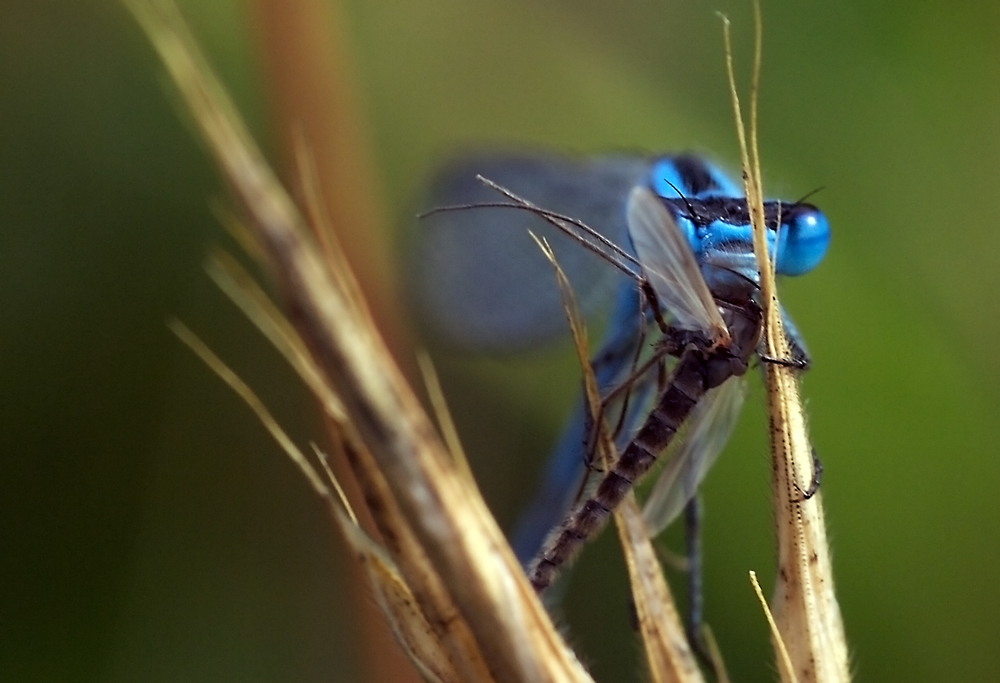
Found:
407,153 -> 649,351
641,376 -> 746,535
626,187 -> 727,338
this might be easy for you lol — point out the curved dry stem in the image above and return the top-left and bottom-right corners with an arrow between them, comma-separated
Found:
126,1 -> 593,680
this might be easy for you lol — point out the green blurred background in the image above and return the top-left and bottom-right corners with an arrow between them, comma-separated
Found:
2,1 -> 999,681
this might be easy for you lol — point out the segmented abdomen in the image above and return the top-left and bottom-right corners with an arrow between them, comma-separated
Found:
527,351 -> 708,591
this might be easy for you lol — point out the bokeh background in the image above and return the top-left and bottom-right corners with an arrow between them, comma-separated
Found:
3,1 -> 999,681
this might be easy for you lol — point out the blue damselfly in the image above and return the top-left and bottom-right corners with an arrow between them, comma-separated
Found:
409,152 -> 829,589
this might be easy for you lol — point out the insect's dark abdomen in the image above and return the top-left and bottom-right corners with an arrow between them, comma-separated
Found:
527,299 -> 762,592
528,350 -> 709,591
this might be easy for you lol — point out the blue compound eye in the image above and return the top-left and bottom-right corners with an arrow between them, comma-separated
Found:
775,203 -> 830,276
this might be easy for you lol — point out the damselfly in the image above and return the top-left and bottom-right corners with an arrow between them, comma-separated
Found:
409,152 -> 829,587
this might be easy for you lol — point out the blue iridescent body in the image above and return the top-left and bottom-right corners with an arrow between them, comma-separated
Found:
409,152 -> 829,563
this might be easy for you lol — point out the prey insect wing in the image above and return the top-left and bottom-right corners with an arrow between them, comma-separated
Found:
626,187 -> 728,339
641,376 -> 747,536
